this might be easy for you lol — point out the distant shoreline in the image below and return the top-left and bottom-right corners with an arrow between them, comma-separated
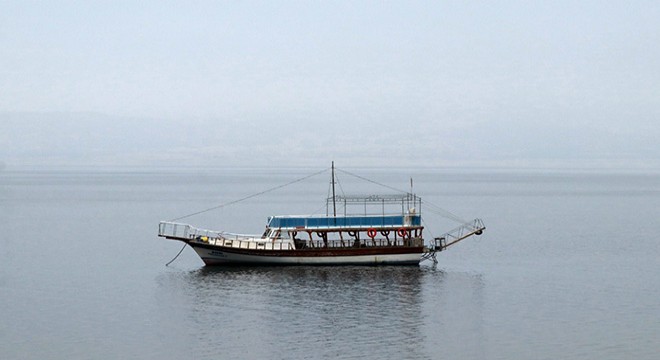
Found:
2,163 -> 659,176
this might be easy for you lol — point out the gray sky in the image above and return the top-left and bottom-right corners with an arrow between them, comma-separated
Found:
1,1 -> 658,170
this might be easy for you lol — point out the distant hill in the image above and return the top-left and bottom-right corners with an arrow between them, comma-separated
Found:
1,111 -> 658,172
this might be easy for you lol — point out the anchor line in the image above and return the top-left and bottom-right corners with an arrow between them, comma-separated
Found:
165,242 -> 187,267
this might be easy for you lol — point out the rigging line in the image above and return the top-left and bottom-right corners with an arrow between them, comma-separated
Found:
310,202 -> 328,216
335,168 -> 408,194
422,201 -> 469,224
422,201 -> 464,219
421,218 -> 435,240
165,243 -> 187,266
422,219 -> 435,243
169,167 -> 330,222
334,173 -> 346,215
336,167 -> 468,223
425,201 -> 469,223
335,171 -> 346,197
424,209 -> 468,224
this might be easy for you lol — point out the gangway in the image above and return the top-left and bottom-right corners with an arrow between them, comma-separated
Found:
422,218 -> 486,263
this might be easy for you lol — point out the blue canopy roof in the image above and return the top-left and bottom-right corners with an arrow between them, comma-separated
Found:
267,214 -> 421,229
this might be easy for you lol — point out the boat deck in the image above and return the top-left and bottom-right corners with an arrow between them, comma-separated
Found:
159,221 -> 424,252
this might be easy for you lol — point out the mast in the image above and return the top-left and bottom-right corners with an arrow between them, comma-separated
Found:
331,161 -> 337,218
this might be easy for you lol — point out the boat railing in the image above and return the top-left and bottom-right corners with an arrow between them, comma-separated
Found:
158,221 -> 254,241
159,221 -> 423,250
430,218 -> 485,251
205,237 -> 295,251
328,193 -> 422,217
159,221 -> 221,239
158,221 -> 295,250
297,237 -> 424,249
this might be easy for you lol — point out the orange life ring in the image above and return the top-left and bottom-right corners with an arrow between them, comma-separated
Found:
367,228 -> 377,239
397,228 -> 407,237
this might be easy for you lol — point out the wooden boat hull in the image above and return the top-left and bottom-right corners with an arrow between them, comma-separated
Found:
187,241 -> 424,266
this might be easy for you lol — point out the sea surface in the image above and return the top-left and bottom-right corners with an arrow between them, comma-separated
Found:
1,167 -> 659,359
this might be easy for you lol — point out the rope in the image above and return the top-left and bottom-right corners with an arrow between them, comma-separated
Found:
422,200 -> 469,224
168,167 -> 329,222
335,168 -> 408,194
336,168 -> 468,224
335,171 -> 346,197
165,243 -> 187,266
421,217 -> 435,239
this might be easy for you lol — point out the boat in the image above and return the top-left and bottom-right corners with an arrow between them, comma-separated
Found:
158,163 -> 485,266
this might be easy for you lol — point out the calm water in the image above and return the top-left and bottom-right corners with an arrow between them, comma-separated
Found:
1,168 -> 659,359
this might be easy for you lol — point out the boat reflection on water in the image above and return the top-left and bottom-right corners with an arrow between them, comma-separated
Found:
156,265 -> 486,359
